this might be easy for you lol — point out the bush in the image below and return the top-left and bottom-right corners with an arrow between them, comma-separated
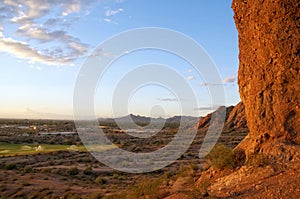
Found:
4,163 -> 17,170
23,166 -> 33,174
68,167 -> 79,176
206,144 -> 236,169
95,176 -> 107,185
246,153 -> 266,167
83,166 -> 93,175
164,171 -> 176,179
129,178 -> 162,198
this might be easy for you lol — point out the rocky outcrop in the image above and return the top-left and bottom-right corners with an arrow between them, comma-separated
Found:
232,0 -> 300,156
196,102 -> 247,133
190,1 -> 300,198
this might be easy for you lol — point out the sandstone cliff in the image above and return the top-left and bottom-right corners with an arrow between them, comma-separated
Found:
232,0 -> 300,158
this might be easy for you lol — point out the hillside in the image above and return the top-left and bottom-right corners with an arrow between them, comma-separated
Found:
196,102 -> 247,133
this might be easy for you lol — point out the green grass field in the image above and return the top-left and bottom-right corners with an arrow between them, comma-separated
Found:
0,143 -> 88,156
0,142 -> 117,156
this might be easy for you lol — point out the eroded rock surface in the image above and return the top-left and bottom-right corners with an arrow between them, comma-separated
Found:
233,0 -> 300,155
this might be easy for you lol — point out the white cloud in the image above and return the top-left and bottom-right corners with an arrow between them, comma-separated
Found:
199,82 -> 222,86
194,106 -> 219,111
0,0 -> 92,65
104,18 -> 112,22
157,98 -> 178,102
186,76 -> 195,81
9,1 -> 51,23
223,75 -> 237,83
123,50 -> 132,54
90,48 -> 115,58
16,24 -> 68,42
0,37 -> 72,65
105,8 -> 124,17
187,69 -> 192,73
29,65 -> 42,71
0,25 -> 3,38
63,1 -> 81,16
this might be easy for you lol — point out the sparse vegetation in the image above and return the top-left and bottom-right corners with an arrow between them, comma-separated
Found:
83,166 -> 93,175
206,144 -> 237,169
95,176 -> 107,185
4,163 -> 17,170
127,178 -> 162,199
68,167 -> 79,176
0,117 -> 248,198
246,152 -> 266,167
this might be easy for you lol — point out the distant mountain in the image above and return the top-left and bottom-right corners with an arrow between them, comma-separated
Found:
97,103 -> 247,132
98,114 -> 199,125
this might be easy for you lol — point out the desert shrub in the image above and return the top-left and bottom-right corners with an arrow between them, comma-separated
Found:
233,148 -> 246,167
112,172 -> 124,180
128,178 -> 162,198
41,168 -> 51,173
68,167 -> 79,176
175,164 -> 197,178
95,176 -> 107,185
189,162 -> 199,172
23,166 -> 32,174
4,163 -> 17,170
246,152 -> 266,167
62,191 -> 80,199
83,166 -> 93,175
164,171 -> 176,179
205,144 -> 236,169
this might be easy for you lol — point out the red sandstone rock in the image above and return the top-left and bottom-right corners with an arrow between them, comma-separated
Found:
232,0 -> 300,155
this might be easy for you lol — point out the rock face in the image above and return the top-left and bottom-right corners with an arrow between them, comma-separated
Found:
197,102 -> 247,132
232,0 -> 300,155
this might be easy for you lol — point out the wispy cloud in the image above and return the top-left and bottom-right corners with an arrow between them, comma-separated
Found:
194,106 -> 219,111
0,0 -> 93,66
0,25 -> 3,37
223,75 -> 237,83
105,8 -> 124,17
199,82 -> 223,86
186,76 -> 195,81
157,98 -> 178,102
103,18 -> 112,22
90,48 -> 115,58
29,65 -> 42,71
62,1 -> 82,16
0,37 -> 72,65
199,76 -> 237,86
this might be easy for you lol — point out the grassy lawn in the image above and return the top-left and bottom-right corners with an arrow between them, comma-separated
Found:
0,143 -> 117,156
0,143 -> 88,156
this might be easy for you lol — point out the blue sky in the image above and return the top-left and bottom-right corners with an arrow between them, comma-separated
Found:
0,0 -> 240,119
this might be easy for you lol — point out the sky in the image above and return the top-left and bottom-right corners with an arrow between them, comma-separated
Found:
0,0 -> 240,119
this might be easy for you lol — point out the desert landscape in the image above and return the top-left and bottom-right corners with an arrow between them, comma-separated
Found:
0,0 -> 299,198
0,105 -> 248,198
